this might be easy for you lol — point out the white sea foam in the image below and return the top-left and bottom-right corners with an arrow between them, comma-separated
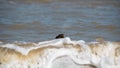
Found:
0,37 -> 120,68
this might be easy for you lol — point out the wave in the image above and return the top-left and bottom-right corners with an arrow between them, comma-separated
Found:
0,37 -> 120,68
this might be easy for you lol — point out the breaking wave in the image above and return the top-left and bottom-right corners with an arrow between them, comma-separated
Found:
0,37 -> 120,68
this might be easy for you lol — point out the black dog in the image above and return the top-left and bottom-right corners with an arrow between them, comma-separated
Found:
55,34 -> 64,39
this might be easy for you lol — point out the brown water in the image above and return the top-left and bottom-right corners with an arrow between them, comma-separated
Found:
0,0 -> 120,42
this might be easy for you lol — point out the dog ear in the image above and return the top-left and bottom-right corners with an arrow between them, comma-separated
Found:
55,34 -> 64,39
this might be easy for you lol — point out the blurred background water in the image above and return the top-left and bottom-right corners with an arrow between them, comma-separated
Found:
0,0 -> 120,42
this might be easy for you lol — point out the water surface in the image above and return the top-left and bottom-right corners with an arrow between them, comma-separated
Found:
0,0 -> 120,42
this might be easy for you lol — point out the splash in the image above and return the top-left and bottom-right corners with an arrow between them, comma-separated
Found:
0,37 -> 120,68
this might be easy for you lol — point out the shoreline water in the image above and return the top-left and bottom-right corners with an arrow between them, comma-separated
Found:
0,1 -> 120,67
0,37 -> 120,68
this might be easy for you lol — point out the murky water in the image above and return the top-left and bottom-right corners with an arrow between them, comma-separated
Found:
0,0 -> 120,42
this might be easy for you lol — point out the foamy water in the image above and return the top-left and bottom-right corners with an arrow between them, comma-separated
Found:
0,37 -> 120,68
0,0 -> 120,68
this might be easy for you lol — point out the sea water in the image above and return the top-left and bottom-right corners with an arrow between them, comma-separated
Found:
0,37 -> 120,68
0,0 -> 120,42
0,0 -> 120,68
